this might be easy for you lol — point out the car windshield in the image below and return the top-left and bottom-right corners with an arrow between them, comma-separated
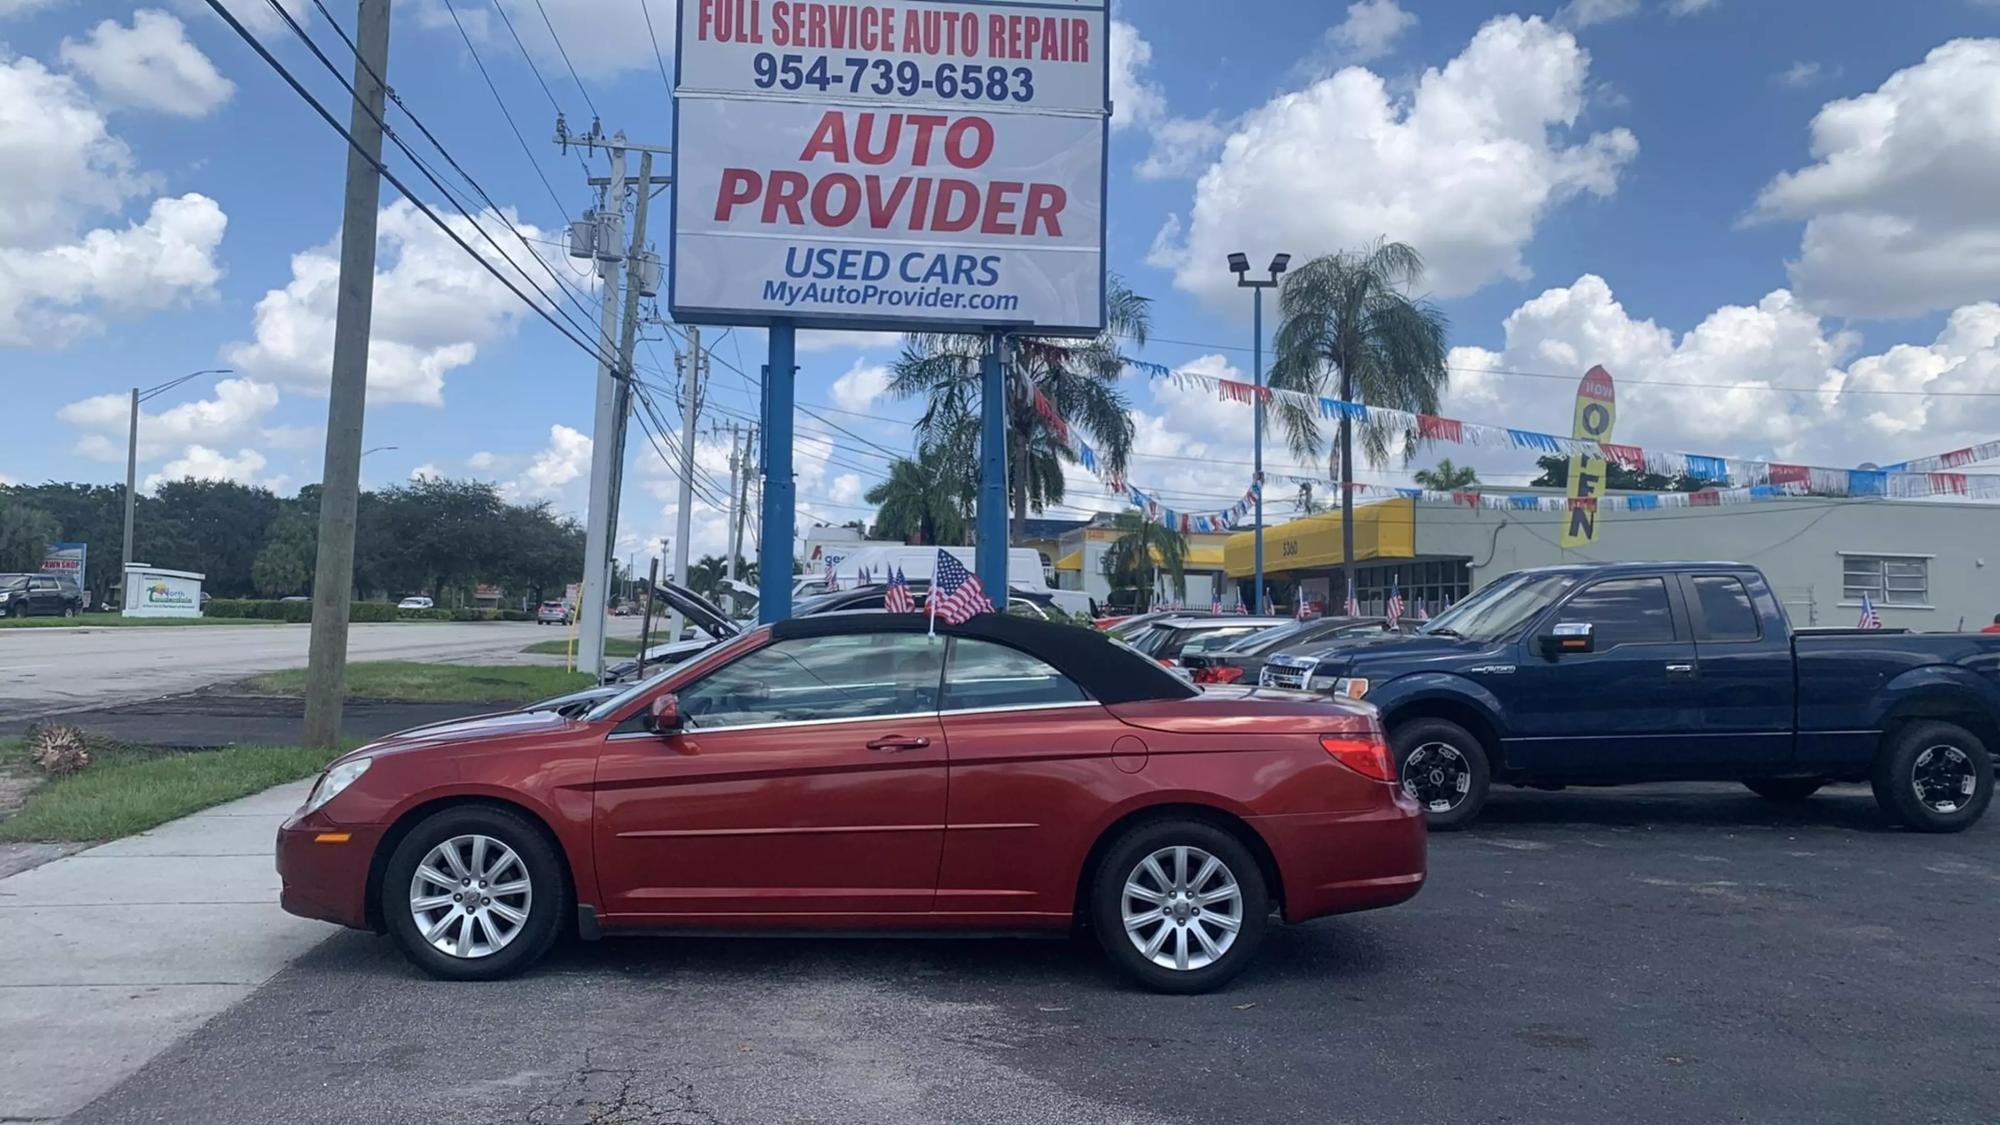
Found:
0,576 -> 26,591
1418,572 -> 1579,642
582,630 -> 764,722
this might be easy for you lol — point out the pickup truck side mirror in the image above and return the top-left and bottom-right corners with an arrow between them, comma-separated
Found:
1537,622 -> 1596,658
646,693 -> 684,734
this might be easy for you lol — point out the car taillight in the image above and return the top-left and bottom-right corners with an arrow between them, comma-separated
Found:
1208,666 -> 1245,684
1322,733 -> 1394,782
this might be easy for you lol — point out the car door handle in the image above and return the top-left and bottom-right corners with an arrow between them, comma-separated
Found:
865,735 -> 931,752
1665,662 -> 1697,679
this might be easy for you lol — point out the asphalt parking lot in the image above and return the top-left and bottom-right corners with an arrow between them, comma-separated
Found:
69,783 -> 2000,1125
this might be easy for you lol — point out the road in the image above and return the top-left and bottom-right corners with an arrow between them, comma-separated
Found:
0,618 -> 643,721
62,783 -> 2000,1125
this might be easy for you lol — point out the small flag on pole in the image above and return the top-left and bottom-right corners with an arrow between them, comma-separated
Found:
1415,596 -> 1430,623
1344,576 -> 1361,618
929,549 -> 993,626
1211,594 -> 1222,615
1858,593 -> 1882,630
823,558 -> 838,592
885,567 -> 915,613
1385,578 -> 1405,629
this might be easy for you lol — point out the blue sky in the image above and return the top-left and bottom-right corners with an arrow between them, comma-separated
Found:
5,0 -> 2000,561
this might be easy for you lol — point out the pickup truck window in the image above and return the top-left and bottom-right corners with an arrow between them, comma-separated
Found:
1689,575 -> 1759,641
1424,572 -> 1578,642
1559,578 -> 1677,647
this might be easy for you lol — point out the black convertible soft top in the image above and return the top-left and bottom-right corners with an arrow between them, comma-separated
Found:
767,611 -> 1199,705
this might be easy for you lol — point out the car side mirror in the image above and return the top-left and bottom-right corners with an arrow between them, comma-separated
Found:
646,693 -> 684,734
1537,622 -> 1595,658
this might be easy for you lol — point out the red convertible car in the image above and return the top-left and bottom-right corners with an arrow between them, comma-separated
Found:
278,613 -> 1425,992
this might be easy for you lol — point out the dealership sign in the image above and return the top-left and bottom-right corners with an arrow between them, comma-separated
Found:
121,565 -> 205,619
672,0 -> 1109,334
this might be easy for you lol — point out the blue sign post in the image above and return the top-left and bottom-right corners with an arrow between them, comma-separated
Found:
759,324 -> 797,623
976,334 -> 1009,604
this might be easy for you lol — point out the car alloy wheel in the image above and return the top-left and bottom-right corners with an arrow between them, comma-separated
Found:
1911,744 -> 1977,815
1119,845 -> 1244,972
408,833 -> 533,959
1401,741 -> 1471,813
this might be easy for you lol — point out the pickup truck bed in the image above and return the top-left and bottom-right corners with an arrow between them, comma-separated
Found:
1264,562 -> 2000,832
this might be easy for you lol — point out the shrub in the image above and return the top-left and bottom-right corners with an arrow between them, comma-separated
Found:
29,725 -> 90,776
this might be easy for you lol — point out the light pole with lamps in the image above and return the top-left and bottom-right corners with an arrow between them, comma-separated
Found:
123,368 -> 232,587
1228,252 -> 1289,614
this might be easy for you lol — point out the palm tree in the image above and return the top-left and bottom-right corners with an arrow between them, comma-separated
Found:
687,554 -> 728,598
865,454 -> 970,546
1413,458 -> 1479,491
889,276 -> 1149,542
1098,511 -> 1189,608
1268,240 -> 1450,592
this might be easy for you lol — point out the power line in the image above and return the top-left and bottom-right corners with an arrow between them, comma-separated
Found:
431,0 -> 572,224
210,0 -> 618,376
530,0 -> 598,117
487,0 -> 564,116
639,0 -> 674,98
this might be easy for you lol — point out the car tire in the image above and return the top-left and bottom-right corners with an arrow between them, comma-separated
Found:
1089,819 -> 1269,994
381,805 -> 569,981
1391,718 -> 1492,830
1871,721 -> 1993,833
1744,777 -> 1825,802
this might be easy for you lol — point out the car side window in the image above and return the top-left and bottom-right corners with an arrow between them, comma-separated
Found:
30,577 -> 56,592
675,633 -> 946,729
1690,576 -> 1760,641
943,638 -> 1088,711
1559,577 -> 1677,648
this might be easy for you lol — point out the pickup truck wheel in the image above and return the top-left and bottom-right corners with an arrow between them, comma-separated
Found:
1871,721 -> 1993,833
1744,778 -> 1825,802
1392,718 -> 1491,830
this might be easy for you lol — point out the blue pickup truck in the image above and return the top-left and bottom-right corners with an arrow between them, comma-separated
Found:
1261,562 -> 2000,832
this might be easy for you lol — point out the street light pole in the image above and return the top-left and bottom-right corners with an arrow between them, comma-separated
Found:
122,368 -> 233,594
1230,252 -> 1290,614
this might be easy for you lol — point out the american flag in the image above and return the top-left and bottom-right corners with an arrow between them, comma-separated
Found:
1858,593 -> 1882,630
1344,576 -> 1361,618
823,558 -> 839,592
1414,596 -> 1429,623
929,550 -> 993,625
1234,599 -> 1249,615
1295,592 -> 1307,620
1210,595 -> 1222,615
885,567 -> 915,613
1385,578 -> 1405,629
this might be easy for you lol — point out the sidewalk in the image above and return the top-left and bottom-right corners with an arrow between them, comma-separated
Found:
0,780 -> 331,1121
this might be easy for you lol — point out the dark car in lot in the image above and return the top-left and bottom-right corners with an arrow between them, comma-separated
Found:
277,612 -> 1425,992
1123,615 -> 1294,666
1263,561 -> 2000,832
1182,617 -> 1412,685
0,572 -> 84,618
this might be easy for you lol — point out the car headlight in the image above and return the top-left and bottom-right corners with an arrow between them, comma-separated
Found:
303,757 -> 371,815
1332,677 -> 1370,700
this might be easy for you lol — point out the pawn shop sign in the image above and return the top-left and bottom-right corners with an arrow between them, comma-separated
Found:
1560,365 -> 1616,549
671,0 -> 1110,336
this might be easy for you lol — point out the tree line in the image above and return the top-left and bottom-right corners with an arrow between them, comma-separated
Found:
0,477 -> 584,608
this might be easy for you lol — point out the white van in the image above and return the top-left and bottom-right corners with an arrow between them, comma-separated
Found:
794,546 -> 1094,617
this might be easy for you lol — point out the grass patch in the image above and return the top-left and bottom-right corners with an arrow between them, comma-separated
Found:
0,612 -> 293,629
521,637 -> 642,657
0,744 -> 345,842
245,661 -> 592,704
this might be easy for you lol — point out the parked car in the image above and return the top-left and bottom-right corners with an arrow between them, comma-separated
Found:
600,580 -> 1063,683
277,612 -> 1425,991
1262,561 -> 2000,832
0,573 -> 84,619
1182,617 -> 1409,684
535,601 -> 573,626
397,596 -> 435,611
1123,615 -> 1293,666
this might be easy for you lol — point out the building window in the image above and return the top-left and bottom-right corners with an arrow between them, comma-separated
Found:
1349,560 -> 1470,616
1841,553 -> 1929,607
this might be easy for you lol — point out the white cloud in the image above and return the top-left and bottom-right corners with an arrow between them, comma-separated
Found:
467,450 -> 503,472
1776,61 -> 1825,88
1136,116 -> 1228,181
1556,0 -> 1641,29
144,444 -> 269,491
0,55 -> 148,245
829,472 -> 864,505
410,463 -> 441,480
225,200 -> 561,405
1667,0 -> 1718,13
415,0 -> 668,79
175,0 -> 308,35
1,193 -> 228,346
60,9 -> 233,117
1152,15 -> 1637,306
511,423 -> 592,499
829,359 -> 891,414
60,376 -> 280,463
797,328 -> 903,353
1328,0 -> 1417,63
1752,38 -> 2000,319
0,0 -> 63,17
1109,19 -> 1165,131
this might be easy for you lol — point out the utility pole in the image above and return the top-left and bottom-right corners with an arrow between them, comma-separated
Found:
607,148 -> 657,606
668,326 -> 705,640
723,421 -> 741,616
122,388 -> 138,582
303,0 -> 391,750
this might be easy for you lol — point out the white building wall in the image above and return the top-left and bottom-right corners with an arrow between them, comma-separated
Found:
1410,495 -> 2000,632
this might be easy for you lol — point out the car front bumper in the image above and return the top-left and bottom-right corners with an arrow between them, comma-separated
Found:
275,809 -> 383,931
